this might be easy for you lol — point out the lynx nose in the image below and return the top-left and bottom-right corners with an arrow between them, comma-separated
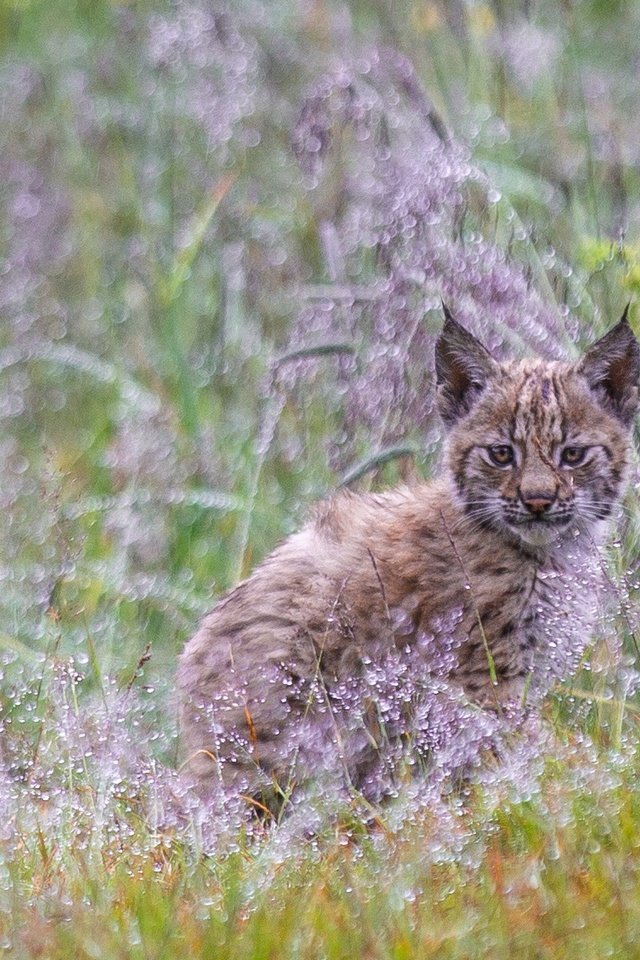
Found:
520,491 -> 555,515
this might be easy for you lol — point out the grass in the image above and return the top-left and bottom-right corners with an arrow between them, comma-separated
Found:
5,741 -> 640,958
1,0 -> 640,955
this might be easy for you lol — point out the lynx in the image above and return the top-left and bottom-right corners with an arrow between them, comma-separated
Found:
178,306 -> 639,809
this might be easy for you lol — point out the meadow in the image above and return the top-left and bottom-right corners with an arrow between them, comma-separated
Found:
2,0 -> 640,955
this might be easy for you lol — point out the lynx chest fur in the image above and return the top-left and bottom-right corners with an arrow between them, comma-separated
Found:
178,308 -> 639,805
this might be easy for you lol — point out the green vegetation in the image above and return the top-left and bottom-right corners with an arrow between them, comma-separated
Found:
1,0 -> 640,955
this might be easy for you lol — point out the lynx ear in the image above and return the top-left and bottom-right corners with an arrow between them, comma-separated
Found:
578,305 -> 640,426
435,304 -> 499,425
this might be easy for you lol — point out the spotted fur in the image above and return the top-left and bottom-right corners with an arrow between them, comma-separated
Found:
178,307 -> 639,804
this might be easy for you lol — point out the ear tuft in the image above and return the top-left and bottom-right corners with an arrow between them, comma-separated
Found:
435,304 -> 498,426
578,305 -> 640,427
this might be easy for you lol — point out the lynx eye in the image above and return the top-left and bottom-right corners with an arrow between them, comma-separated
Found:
488,444 -> 514,467
561,445 -> 587,466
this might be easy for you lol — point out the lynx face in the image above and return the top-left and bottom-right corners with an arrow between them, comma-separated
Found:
436,306 -> 640,548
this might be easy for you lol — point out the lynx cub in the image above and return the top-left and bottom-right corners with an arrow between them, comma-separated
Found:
179,307 -> 639,806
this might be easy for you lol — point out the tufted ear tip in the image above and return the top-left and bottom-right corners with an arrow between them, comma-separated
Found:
435,305 -> 498,426
578,306 -> 640,427
440,300 -> 456,327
